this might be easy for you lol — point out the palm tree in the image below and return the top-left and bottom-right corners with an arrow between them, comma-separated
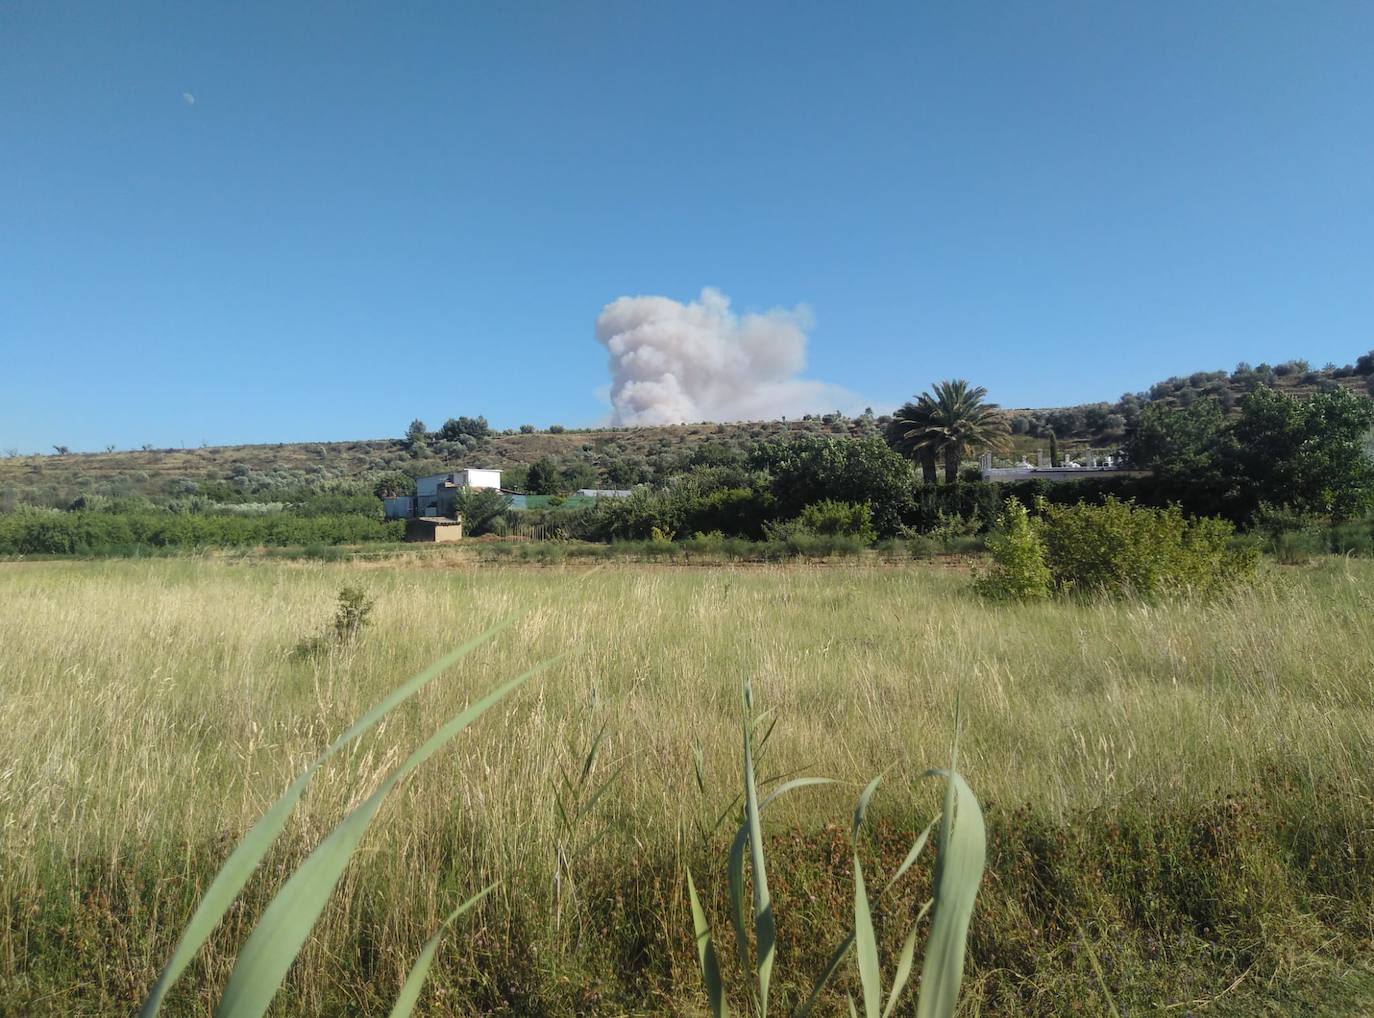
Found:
884,408 -> 940,484
891,380 -> 1011,483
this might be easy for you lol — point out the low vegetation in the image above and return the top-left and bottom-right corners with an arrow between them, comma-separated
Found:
977,497 -> 1257,602
3,558 -> 1372,1015
0,507 -> 401,554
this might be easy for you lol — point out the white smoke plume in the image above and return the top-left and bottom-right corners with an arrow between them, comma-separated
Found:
595,288 -> 861,425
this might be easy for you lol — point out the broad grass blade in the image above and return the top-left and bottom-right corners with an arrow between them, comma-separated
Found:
727,822 -> 751,983
687,868 -> 729,1018
1078,923 -> 1124,1018
881,815 -> 937,897
214,659 -> 553,1018
913,769 -> 985,1018
793,929 -> 855,1018
137,612 -> 521,1018
853,854 -> 882,1018
882,899 -> 932,1018
742,695 -> 776,1016
852,775 -> 882,840
386,885 -> 495,1018
759,777 -> 836,812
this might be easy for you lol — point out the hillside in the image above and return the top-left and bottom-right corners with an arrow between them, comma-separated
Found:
4,356 -> 1372,510
0,419 -> 862,509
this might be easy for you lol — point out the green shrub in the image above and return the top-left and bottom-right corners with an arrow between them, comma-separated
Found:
452,489 -> 512,537
764,500 -> 876,544
794,499 -> 876,542
1034,496 -> 1256,599
332,586 -> 374,640
924,509 -> 981,543
974,498 -> 1051,601
1329,519 -> 1374,556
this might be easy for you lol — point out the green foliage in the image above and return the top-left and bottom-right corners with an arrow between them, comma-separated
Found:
921,510 -> 981,544
290,491 -> 384,518
0,508 -> 402,555
404,419 -> 428,449
296,585 -> 378,656
685,682 -> 983,1018
332,586 -> 374,640
1034,497 -> 1255,599
1231,385 -> 1374,520
1252,503 -> 1374,562
752,435 -> 914,538
889,380 -> 1010,483
1124,399 -> 1233,495
525,457 -> 562,495
973,498 -> 1051,601
976,496 -> 1256,602
1126,388 -> 1374,522
767,500 -> 876,544
452,488 -> 512,536
684,487 -> 772,539
439,416 -> 491,441
138,615 -> 531,1017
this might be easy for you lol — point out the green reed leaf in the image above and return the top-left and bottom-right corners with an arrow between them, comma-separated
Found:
386,885 -> 495,1018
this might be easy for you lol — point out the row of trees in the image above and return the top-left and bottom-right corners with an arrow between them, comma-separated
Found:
1125,385 -> 1374,520
405,417 -> 493,448
879,377 -> 1374,524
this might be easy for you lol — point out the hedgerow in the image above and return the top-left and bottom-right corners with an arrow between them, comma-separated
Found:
0,509 -> 402,555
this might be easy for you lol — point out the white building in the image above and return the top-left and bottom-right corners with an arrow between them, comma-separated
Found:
416,469 -> 501,498
387,468 -> 503,520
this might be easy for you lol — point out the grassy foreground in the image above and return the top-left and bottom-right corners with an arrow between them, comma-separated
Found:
1,557 -> 1372,1015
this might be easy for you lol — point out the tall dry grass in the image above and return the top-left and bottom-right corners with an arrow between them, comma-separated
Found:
2,557 -> 1372,1014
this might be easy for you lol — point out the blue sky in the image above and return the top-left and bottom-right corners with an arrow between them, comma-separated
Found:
3,2 -> 1372,452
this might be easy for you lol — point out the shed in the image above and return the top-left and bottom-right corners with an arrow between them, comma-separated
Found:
404,516 -> 463,543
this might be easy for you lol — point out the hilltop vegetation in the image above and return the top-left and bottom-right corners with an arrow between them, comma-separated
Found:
4,354 -> 1373,512
1,353 -> 1372,562
0,418 -> 870,511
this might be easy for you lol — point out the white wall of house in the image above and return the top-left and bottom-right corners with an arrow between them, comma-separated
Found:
457,468 -> 502,490
416,469 -> 502,496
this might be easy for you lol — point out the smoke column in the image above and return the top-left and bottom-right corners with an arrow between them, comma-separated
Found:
595,287 -> 860,425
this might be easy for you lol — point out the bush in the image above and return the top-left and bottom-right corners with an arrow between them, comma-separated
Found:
974,498 -> 1051,601
923,509 -> 981,544
439,416 -> 491,441
452,489 -> 512,537
790,499 -> 876,542
751,434 -> 914,537
332,586 -> 374,640
1035,497 -> 1256,599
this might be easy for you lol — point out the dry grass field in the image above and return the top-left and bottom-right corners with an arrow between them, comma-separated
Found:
2,556 -> 1372,1015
